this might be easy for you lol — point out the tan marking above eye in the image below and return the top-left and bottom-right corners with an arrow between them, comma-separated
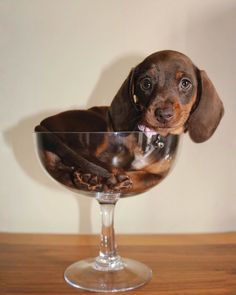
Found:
175,71 -> 184,80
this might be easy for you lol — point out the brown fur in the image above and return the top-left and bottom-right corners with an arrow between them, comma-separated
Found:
35,50 -> 224,194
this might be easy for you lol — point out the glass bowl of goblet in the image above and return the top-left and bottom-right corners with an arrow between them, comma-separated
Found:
34,130 -> 180,292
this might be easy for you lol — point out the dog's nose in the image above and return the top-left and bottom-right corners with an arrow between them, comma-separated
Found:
155,107 -> 174,123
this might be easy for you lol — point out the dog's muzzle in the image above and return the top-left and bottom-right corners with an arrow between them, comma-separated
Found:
155,106 -> 174,123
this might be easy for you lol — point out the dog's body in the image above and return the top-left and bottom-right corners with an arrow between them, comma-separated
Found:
35,50 -> 224,194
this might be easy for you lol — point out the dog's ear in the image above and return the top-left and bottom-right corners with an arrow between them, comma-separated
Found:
109,68 -> 140,131
187,70 -> 224,143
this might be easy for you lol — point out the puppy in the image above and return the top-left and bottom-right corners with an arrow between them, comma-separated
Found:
35,50 -> 224,194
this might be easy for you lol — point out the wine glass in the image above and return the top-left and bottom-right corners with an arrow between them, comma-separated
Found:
34,131 -> 180,292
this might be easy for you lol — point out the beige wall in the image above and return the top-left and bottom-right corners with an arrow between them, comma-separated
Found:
1,0 -> 235,234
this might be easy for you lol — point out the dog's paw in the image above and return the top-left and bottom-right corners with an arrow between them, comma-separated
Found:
73,171 -> 132,193
73,172 -> 103,192
106,173 -> 133,192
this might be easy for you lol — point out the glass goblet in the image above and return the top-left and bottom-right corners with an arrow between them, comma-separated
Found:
35,131 -> 180,292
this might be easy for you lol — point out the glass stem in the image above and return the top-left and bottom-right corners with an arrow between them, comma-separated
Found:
94,192 -> 124,271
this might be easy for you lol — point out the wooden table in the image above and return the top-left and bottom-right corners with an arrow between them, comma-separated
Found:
1,233 -> 236,294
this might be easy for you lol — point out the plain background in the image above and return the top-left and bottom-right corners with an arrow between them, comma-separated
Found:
0,0 -> 235,234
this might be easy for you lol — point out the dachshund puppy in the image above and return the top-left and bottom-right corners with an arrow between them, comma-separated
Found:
35,50 -> 224,194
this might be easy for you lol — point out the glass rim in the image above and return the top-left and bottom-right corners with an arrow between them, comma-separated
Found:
33,131 -> 171,135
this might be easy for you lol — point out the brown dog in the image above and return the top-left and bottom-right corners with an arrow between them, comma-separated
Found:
35,50 -> 224,194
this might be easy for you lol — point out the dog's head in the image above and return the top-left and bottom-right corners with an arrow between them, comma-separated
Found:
109,50 -> 224,143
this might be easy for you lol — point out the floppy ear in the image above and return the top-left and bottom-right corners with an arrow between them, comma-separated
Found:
109,68 -> 140,131
188,70 -> 224,143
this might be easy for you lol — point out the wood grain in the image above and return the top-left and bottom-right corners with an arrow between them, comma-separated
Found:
1,233 -> 236,294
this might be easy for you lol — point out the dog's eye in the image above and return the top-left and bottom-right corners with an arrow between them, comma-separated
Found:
140,78 -> 152,91
180,78 -> 192,90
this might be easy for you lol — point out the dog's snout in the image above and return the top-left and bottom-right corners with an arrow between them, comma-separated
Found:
155,107 -> 174,123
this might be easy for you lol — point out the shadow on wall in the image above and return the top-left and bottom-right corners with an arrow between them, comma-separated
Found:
3,54 -> 143,234
87,54 -> 143,107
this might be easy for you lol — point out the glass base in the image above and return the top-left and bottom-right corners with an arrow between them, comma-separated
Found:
64,257 -> 152,292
